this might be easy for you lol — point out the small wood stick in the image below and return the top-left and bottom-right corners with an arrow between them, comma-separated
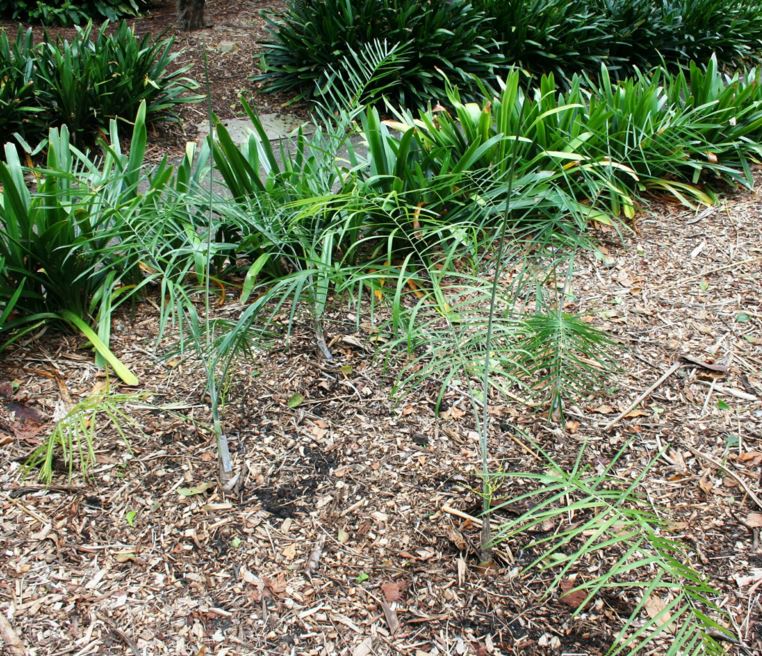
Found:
442,503 -> 484,526
306,535 -> 326,573
604,361 -> 683,431
686,445 -> 762,510
0,612 -> 26,656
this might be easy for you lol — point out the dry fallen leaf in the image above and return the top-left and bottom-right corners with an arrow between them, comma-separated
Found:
559,577 -> 587,610
114,551 -> 137,563
738,451 -> 762,465
282,544 -> 297,560
446,527 -> 468,551
441,405 -> 465,420
745,512 -> 762,528
265,573 -> 288,597
381,580 -> 406,603
644,595 -> 676,632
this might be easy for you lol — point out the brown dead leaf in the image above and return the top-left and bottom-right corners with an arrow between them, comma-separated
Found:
738,451 -> 762,465
666,449 -> 687,472
559,577 -> 587,610
698,477 -> 713,495
591,404 -> 615,415
745,512 -> 762,528
565,420 -> 580,434
624,408 -> 649,419
441,405 -> 465,420
6,401 -> 47,443
381,580 -> 406,603
282,544 -> 297,560
310,425 -> 328,440
265,573 -> 288,597
446,527 -> 468,552
644,595 -> 675,632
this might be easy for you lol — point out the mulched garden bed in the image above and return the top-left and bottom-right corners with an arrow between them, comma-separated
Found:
0,2 -> 761,655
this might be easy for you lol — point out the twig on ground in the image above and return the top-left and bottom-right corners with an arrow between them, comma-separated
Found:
0,612 -> 26,656
686,445 -> 762,510
659,255 -> 762,289
306,534 -> 326,574
604,361 -> 683,431
694,380 -> 758,401
99,616 -> 139,656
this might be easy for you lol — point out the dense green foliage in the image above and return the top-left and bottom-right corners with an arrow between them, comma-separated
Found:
259,0 -> 762,107
476,0 -> 762,75
0,22 -> 199,146
0,0 -> 147,25
256,0 -> 502,106
4,56 -> 761,379
601,0 -> 762,70
0,30 -> 40,146
472,0 -> 613,77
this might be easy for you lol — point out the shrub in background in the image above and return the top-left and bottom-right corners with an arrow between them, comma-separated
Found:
602,0 -> 762,71
0,21 -> 200,146
0,0 -> 149,25
472,0 -> 614,78
0,30 -> 46,146
260,0 -> 762,108
257,0 -> 503,107
35,21 -> 199,144
477,0 -> 762,76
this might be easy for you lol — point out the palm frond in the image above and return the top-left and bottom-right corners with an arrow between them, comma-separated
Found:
491,442 -> 733,655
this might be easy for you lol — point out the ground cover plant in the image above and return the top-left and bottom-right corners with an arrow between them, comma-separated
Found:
0,20 -> 199,146
0,0 -> 148,25
260,0 -> 762,108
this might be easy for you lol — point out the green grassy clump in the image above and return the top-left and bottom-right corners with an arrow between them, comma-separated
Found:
0,0 -> 148,25
259,0 -> 762,109
0,21 -> 200,146
256,0 -> 502,107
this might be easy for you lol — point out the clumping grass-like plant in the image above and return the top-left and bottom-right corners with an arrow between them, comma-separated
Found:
0,103 -> 162,383
257,0 -> 502,108
0,20 -> 200,146
0,29 -> 45,146
34,21 -> 200,144
0,0 -> 148,25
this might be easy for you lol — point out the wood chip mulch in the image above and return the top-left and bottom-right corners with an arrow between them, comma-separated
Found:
1,180 -> 760,655
1,2 -> 761,655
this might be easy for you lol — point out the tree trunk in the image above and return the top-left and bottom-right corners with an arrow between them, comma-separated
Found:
177,0 -> 206,30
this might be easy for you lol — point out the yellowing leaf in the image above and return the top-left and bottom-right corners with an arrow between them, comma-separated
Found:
178,482 -> 213,497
